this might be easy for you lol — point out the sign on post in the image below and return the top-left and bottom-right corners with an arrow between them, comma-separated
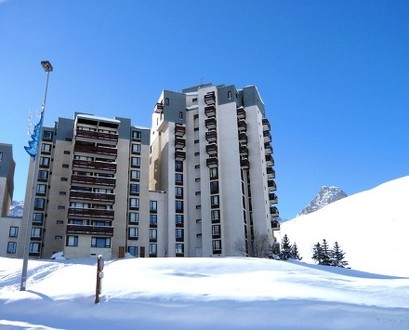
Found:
95,255 -> 104,304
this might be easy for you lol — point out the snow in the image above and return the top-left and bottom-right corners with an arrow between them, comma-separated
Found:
280,175 -> 409,277
1,256 -> 408,329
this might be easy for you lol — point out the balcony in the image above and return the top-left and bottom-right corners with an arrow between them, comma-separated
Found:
264,142 -> 273,155
263,131 -> 272,143
266,167 -> 275,178
205,105 -> 216,117
240,158 -> 250,169
237,107 -> 246,120
206,157 -> 218,168
70,191 -> 115,203
204,91 -> 216,105
175,124 -> 186,137
175,138 -> 186,149
265,154 -> 274,166
269,192 -> 278,204
71,175 -> 116,187
270,206 -> 279,217
175,151 -> 186,161
76,129 -> 118,142
72,159 -> 117,172
205,131 -> 217,143
68,208 -> 115,220
238,133 -> 247,144
154,102 -> 164,113
271,219 -> 280,231
74,143 -> 117,157
262,118 -> 271,131
267,179 -> 277,190
66,224 -> 114,236
206,144 -> 217,156
205,118 -> 217,130
237,120 -> 247,132
239,145 -> 248,156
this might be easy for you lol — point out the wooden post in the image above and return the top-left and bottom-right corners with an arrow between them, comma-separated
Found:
95,255 -> 104,304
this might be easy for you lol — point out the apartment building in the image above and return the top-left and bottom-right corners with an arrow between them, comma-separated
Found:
18,83 -> 279,259
0,143 -> 22,257
150,84 -> 279,257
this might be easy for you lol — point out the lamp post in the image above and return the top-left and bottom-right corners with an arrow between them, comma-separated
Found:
20,60 -> 53,291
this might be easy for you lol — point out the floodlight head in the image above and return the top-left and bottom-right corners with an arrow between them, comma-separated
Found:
41,60 -> 53,72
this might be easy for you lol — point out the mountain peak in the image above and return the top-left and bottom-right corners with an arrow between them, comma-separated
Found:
299,186 -> 347,216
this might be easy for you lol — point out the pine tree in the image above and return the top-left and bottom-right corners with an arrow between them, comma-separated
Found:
331,241 -> 349,268
290,242 -> 302,260
320,239 -> 331,266
279,234 -> 292,260
312,242 -> 323,264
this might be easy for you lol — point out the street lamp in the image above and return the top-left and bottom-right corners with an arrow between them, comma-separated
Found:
20,60 -> 53,291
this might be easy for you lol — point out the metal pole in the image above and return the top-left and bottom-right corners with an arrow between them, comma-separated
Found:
20,61 -> 53,291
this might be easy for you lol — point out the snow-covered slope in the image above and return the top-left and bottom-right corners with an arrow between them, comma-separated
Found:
299,186 -> 347,215
280,176 -> 409,277
0,257 -> 408,329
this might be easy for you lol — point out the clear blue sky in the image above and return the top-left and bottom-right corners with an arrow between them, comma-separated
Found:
1,0 -> 408,219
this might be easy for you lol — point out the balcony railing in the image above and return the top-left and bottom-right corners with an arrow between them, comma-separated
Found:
262,118 -> 271,131
263,131 -> 272,143
206,144 -> 218,156
237,120 -> 247,132
74,144 -> 117,157
68,208 -> 115,219
206,157 -> 218,168
270,206 -> 279,217
71,175 -> 116,187
265,154 -> 274,165
271,219 -> 280,231
76,129 -> 118,142
204,91 -> 216,105
269,192 -> 278,204
175,124 -> 186,137
237,107 -> 246,120
266,167 -> 275,178
239,146 -> 248,156
154,102 -> 164,113
238,133 -> 247,144
205,131 -> 217,143
205,105 -> 216,118
175,138 -> 186,149
264,142 -> 273,155
72,159 -> 117,172
267,179 -> 277,190
240,158 -> 250,169
175,151 -> 186,161
69,191 -> 115,203
66,224 -> 114,236
205,118 -> 217,130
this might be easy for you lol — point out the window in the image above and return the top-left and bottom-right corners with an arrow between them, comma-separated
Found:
131,144 -> 141,154
212,225 -> 221,238
61,177 -> 68,182
175,160 -> 183,172
7,242 -> 17,254
131,157 -> 141,168
130,184 -> 140,195
36,184 -> 47,195
175,214 -> 184,226
175,243 -> 184,254
130,170 -> 140,181
209,167 -> 218,180
58,205 -> 65,210
149,244 -> 157,256
64,150 -> 71,155
179,111 -> 183,119
175,200 -> 183,213
128,227 -> 139,240
129,198 -> 140,210
91,237 -> 111,248
150,215 -> 157,226
212,240 -> 222,253
175,228 -> 184,240
39,157 -> 50,168
33,213 -> 44,224
55,236 -> 63,240
210,181 -> 219,194
211,195 -> 219,208
41,143 -> 52,154
38,170 -> 49,181
56,220 -> 64,225
9,226 -> 19,238
227,90 -> 232,99
150,200 -> 157,213
211,210 -> 220,222
165,97 -> 169,106
149,229 -> 157,240
59,191 -> 67,195
62,163 -> 69,168
29,242 -> 41,253
34,198 -> 45,210
31,227 -> 41,238
175,173 -> 183,185
128,246 -> 138,257
132,130 -> 142,141
43,130 -> 53,141
129,212 -> 139,224
175,187 -> 183,199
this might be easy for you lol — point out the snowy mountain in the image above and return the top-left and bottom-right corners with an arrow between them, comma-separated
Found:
299,186 -> 347,215
280,176 -> 409,277
1,257 -> 408,329
8,200 -> 24,217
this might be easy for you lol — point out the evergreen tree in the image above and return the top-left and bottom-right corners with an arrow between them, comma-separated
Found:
320,239 -> 331,266
279,234 -> 292,260
331,241 -> 349,268
290,242 -> 302,260
312,242 -> 323,264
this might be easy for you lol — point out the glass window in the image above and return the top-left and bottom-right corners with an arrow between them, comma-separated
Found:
129,198 -> 140,210
150,200 -> 157,213
7,242 -> 17,254
210,181 -> 219,194
175,243 -> 184,254
130,170 -> 140,181
31,227 -> 41,238
91,237 -> 111,248
175,200 -> 183,213
211,210 -> 220,222
132,130 -> 142,141
130,184 -> 140,195
128,227 -> 139,239
179,111 -> 183,119
175,173 -> 183,185
150,215 -> 157,226
212,240 -> 222,253
211,195 -> 219,208
9,226 -> 19,238
209,167 -> 218,179
131,144 -> 141,154
41,143 -> 52,153
149,229 -> 157,240
66,236 -> 78,246
129,212 -> 139,224
38,170 -> 49,181
39,156 -> 50,167
34,198 -> 45,210
33,213 -> 44,224
36,184 -> 47,195
131,157 -> 141,168
43,130 -> 54,141
175,228 -> 184,240
128,246 -> 138,257
29,243 -> 41,253
175,160 -> 183,172
149,244 -> 157,256
212,225 -> 221,237
175,214 -> 184,226
175,187 -> 183,198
